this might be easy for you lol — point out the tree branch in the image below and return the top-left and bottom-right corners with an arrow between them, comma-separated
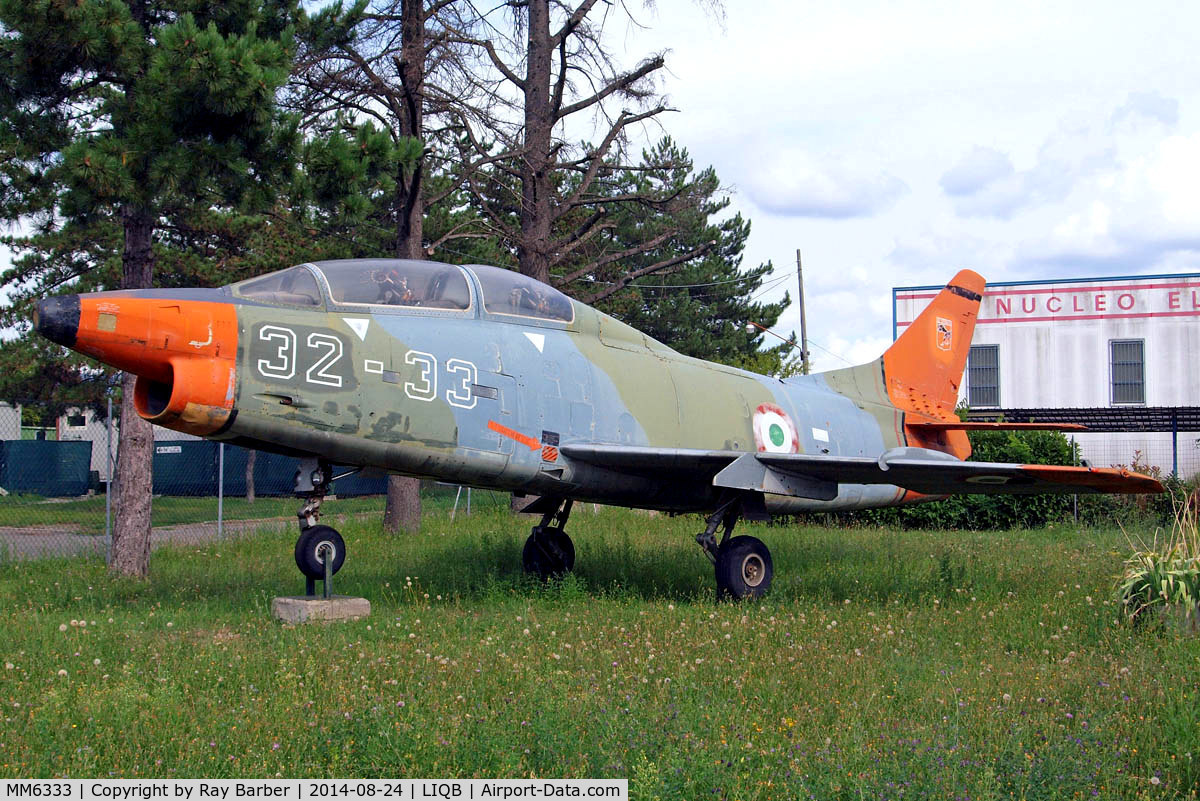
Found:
576,241 -> 718,304
556,55 -> 665,119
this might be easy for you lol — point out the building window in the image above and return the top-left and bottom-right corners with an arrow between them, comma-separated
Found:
1110,339 -> 1145,405
967,345 -> 1000,408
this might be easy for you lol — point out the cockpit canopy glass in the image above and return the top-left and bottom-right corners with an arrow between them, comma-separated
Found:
231,266 -> 322,306
316,260 -> 471,310
472,264 -> 574,323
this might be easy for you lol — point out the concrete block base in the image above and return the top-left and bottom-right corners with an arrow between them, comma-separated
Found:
272,595 -> 371,624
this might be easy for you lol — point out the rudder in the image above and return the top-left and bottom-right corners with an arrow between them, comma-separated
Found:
883,269 -> 985,456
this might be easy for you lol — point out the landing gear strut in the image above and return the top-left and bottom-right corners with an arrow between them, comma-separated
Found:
522,499 -> 575,579
695,495 -> 773,600
293,457 -> 346,596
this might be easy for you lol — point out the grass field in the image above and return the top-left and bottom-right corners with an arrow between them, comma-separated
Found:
0,507 -> 1197,798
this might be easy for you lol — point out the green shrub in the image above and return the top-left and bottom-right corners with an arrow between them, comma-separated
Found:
1116,501 -> 1200,630
813,429 -> 1078,530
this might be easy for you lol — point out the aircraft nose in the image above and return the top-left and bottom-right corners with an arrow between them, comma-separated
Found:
34,295 -> 81,348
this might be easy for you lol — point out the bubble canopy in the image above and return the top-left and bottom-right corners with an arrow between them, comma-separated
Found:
318,260 -> 472,309
229,259 -> 574,323
468,262 -> 574,323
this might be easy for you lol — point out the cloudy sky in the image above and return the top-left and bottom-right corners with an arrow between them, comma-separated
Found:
6,1 -> 1200,372
618,0 -> 1200,370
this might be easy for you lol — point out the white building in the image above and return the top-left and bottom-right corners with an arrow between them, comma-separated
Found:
0,402 -> 20,441
894,272 -> 1200,476
54,407 -> 199,482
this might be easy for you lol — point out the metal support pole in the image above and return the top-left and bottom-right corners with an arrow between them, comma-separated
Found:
1071,435 -> 1078,524
217,443 -> 225,539
321,542 -> 332,600
451,485 -> 462,521
1172,411 -> 1179,479
105,395 -> 113,565
467,487 -> 472,516
796,249 -> 810,375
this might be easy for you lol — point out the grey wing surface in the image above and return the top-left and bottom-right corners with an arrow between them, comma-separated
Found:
560,444 -> 1164,497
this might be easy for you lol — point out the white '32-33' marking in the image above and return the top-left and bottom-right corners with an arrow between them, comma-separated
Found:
255,325 -> 477,407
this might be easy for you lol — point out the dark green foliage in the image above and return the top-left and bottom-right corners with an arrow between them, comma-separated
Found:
1077,471 -> 1199,530
564,138 -> 795,373
0,0 -> 308,407
824,429 -> 1079,530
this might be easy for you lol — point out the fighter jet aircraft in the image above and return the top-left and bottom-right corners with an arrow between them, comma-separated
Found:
34,260 -> 1161,598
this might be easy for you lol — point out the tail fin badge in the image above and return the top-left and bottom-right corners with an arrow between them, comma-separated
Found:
936,317 -> 953,351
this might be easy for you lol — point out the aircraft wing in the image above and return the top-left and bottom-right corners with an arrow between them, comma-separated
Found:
559,444 -> 1163,498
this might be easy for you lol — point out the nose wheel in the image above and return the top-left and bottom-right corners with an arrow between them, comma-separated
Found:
295,525 -> 346,579
522,499 -> 575,579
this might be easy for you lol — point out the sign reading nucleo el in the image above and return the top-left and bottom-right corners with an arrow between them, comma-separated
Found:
979,280 -> 1200,323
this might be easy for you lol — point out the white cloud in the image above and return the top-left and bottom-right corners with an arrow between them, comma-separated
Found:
743,149 -> 909,219
1017,131 -> 1200,271
940,147 -> 1014,197
1111,91 -> 1180,129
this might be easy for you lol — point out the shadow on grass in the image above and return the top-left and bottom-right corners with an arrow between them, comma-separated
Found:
3,508 -> 1084,616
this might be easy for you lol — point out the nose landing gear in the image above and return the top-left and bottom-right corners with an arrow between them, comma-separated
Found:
293,457 -> 346,597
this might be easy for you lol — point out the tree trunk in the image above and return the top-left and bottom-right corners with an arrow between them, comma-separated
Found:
382,0 -> 426,534
511,493 -> 540,514
245,449 -> 256,503
109,205 -> 155,577
517,0 -> 554,284
383,474 -> 421,532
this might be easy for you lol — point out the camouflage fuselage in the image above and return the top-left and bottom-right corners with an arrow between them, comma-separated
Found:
210,266 -> 911,514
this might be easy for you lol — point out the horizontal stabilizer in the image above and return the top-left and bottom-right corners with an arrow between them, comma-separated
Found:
758,451 -> 1162,496
907,421 -> 1088,432
560,444 -> 1162,496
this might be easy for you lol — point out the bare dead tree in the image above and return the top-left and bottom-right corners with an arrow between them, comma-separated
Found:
289,0 -> 484,533
444,0 -> 715,289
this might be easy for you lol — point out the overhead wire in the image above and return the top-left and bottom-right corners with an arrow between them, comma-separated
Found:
572,269 -> 796,291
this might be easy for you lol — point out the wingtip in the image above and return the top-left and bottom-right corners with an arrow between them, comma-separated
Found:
1022,464 -> 1166,494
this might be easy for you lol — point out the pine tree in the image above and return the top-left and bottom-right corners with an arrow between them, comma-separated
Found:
584,141 -> 796,375
1,0 -> 303,576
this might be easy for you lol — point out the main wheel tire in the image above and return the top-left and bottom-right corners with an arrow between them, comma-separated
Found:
522,526 -> 575,580
294,525 -> 346,579
715,535 -> 773,600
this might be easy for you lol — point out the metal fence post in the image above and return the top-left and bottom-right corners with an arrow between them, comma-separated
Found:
1071,435 -> 1078,524
105,395 -> 113,565
1172,411 -> 1179,478
217,442 -> 225,540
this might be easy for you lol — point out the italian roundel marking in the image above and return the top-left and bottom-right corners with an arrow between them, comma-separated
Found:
753,403 -> 799,453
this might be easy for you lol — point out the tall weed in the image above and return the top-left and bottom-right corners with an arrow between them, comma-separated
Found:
1116,498 -> 1200,630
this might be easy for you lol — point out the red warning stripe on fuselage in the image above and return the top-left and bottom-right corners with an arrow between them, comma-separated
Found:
488,420 -> 540,451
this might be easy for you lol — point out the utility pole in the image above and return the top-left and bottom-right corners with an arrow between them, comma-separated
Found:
796,249 -> 810,374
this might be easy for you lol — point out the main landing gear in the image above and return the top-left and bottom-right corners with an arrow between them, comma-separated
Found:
293,457 -> 346,596
522,499 -> 575,580
695,496 -> 774,600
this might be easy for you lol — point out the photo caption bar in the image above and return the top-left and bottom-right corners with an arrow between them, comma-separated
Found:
3,780 -> 628,801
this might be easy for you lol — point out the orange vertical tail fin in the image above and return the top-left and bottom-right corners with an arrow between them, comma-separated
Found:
883,269 -> 985,457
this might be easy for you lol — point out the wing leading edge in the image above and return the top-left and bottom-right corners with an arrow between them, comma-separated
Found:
559,444 -> 1163,498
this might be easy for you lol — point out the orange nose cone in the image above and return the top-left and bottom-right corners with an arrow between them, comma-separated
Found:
70,295 -> 240,436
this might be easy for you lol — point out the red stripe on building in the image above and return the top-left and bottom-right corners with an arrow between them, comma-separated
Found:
897,279 -> 1200,301
896,308 -> 1200,328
